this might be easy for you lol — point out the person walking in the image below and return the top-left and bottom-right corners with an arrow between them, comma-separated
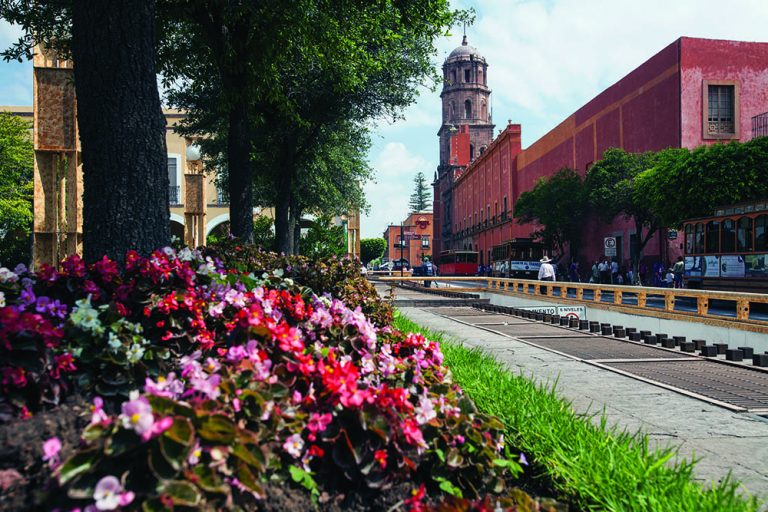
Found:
423,259 -> 434,288
672,256 -> 685,288
538,256 -> 556,282
591,260 -> 600,283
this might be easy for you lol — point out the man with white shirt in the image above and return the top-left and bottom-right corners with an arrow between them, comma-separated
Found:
538,256 -> 556,282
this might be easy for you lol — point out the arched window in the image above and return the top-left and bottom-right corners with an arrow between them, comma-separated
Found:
721,219 -> 736,252
756,215 -> 768,251
706,221 -> 720,253
464,99 -> 472,119
737,216 -> 753,252
480,101 -> 487,121
695,223 -> 705,253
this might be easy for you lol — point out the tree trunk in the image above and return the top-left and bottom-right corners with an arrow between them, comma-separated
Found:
227,102 -> 254,243
274,172 -> 292,253
289,195 -> 301,255
72,0 -> 168,263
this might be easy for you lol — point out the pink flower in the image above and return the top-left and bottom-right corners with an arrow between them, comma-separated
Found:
415,395 -> 436,425
90,397 -> 110,426
283,434 -> 304,458
144,373 -> 183,399
93,475 -> 134,510
42,437 -> 61,466
120,394 -> 155,439
401,420 -> 426,450
307,413 -> 332,435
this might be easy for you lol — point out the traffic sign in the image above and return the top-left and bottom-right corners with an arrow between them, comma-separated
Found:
604,237 -> 617,257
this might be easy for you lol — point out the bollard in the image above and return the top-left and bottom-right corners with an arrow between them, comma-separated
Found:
536,313 -> 545,321
589,321 -> 600,333
629,332 -> 642,341
600,325 -> 612,335
569,317 -> 579,328
753,354 -> 768,367
656,333 -> 668,341
579,320 -> 589,330
612,325 -> 624,337
644,335 -> 658,345
701,346 -> 718,357
714,343 -> 729,355
661,338 -> 675,349
625,327 -> 637,336
673,336 -> 686,346
560,317 -> 569,326
726,349 -> 744,361
738,347 -> 754,358
550,314 -> 559,324
679,341 -> 695,353
640,330 -> 651,341
544,314 -> 552,323
693,339 -> 706,350
613,327 -> 626,338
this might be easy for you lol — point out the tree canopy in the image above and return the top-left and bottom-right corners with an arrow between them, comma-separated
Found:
0,112 -> 33,265
514,167 -> 586,260
408,171 -> 432,212
360,238 -> 387,265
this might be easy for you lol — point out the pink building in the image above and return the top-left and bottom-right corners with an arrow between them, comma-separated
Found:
435,36 -> 768,271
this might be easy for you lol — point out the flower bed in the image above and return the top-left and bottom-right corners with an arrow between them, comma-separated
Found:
0,247 -> 557,511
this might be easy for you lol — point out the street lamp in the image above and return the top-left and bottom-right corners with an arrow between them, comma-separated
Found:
184,141 -> 206,248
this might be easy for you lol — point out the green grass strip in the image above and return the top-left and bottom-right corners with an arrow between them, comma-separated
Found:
393,313 -> 761,512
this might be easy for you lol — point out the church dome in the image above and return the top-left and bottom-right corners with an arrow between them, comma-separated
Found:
447,35 -> 484,62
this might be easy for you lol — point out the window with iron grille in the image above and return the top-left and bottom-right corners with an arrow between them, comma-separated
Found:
708,85 -> 735,135
703,81 -> 739,139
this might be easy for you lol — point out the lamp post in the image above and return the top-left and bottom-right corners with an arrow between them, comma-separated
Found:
184,142 -> 206,248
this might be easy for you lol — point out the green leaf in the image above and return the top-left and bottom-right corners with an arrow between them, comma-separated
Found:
163,416 -> 194,446
57,449 -> 99,486
435,476 -> 463,498
158,480 -> 202,506
198,414 -> 236,443
235,460 -> 265,497
149,444 -> 179,480
191,465 -> 228,494
232,443 -> 265,472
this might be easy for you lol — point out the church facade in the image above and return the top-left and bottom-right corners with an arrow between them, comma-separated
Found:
434,36 -> 768,270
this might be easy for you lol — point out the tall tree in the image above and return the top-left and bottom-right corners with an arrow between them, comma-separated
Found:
514,167 -> 587,260
585,148 -> 659,278
409,171 -> 431,212
1,0 -> 169,262
636,138 -> 768,228
0,113 -> 33,265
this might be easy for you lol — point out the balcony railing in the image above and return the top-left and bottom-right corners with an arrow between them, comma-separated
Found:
752,112 -> 768,139
169,185 -> 181,205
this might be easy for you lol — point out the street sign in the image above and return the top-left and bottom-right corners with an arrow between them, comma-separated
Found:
667,229 -> 678,240
518,305 -> 587,320
604,237 -> 617,257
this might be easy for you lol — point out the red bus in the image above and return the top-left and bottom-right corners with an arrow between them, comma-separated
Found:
438,250 -> 479,276
683,199 -> 768,292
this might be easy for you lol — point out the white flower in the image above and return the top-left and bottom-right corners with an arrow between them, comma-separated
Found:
0,267 -> 18,284
126,344 -> 145,363
0,291 -> 5,308
107,333 -> 122,352
178,247 -> 193,261
415,395 -> 437,425
283,434 -> 304,458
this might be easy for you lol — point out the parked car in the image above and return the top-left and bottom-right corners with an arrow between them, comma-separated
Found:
392,259 -> 410,271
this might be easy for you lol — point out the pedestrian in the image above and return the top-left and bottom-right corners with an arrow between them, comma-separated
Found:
610,258 -> 619,283
598,259 -> 610,284
591,261 -> 600,283
627,268 -> 634,286
672,256 -> 685,289
664,268 -> 675,288
569,261 -> 580,282
423,259 -> 434,288
477,263 -> 483,276
538,256 -> 556,282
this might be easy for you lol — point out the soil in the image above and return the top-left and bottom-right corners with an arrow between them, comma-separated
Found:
0,396 -> 90,511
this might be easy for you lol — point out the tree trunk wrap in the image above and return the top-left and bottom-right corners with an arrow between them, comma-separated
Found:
72,0 -> 169,263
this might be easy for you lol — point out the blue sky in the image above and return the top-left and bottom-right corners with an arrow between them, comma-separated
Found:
3,1 -> 768,240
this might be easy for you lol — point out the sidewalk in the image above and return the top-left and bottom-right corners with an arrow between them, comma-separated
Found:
400,305 -> 768,502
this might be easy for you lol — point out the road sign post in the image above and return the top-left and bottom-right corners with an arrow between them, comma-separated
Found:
604,237 -> 617,257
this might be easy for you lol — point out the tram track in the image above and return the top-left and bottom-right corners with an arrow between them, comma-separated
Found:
425,305 -> 768,413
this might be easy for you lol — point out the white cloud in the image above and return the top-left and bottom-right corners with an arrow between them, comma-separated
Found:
361,142 -> 434,238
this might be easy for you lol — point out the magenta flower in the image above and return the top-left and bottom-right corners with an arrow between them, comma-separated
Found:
307,413 -> 332,434
93,475 -> 134,510
90,397 -> 110,426
42,437 -> 61,467
144,373 -> 183,399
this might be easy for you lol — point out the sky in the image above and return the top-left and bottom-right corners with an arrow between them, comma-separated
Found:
2,1 -> 768,239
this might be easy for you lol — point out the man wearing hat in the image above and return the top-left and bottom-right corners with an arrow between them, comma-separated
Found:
538,256 -> 556,282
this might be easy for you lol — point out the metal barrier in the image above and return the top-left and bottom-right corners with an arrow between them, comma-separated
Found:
378,276 -> 768,327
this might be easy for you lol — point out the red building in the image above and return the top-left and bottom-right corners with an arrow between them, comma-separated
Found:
435,36 -> 768,270
383,212 -> 433,266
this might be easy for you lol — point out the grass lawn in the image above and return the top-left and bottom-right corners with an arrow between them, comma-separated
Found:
394,312 -> 762,512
